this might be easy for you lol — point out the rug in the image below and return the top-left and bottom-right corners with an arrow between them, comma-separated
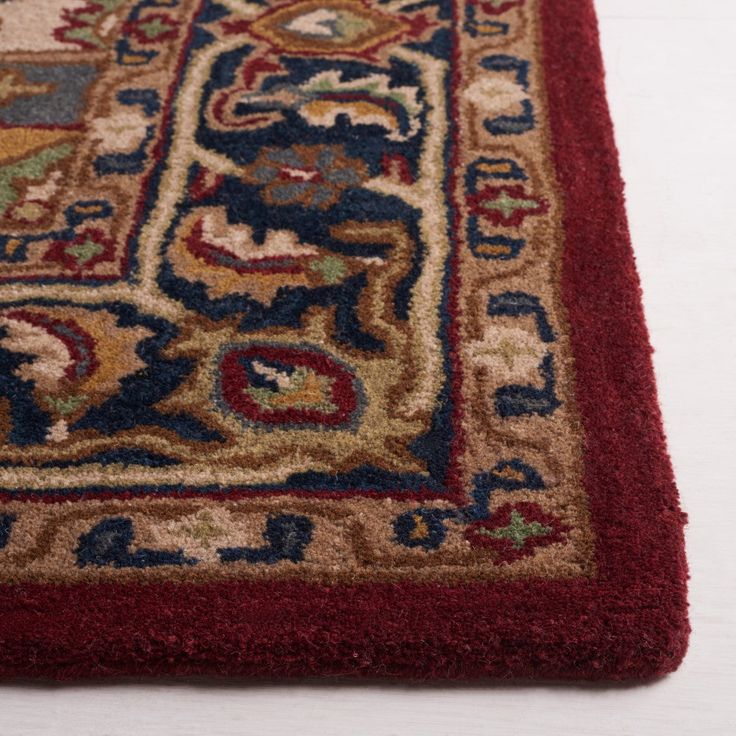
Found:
0,0 -> 688,680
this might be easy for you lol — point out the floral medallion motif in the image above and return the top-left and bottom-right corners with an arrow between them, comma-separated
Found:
241,144 -> 369,209
248,0 -> 412,56
216,343 -> 365,430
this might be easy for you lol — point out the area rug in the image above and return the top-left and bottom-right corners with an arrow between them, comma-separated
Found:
0,0 -> 689,680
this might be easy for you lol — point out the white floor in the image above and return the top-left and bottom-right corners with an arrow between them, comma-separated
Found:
1,1 -> 735,734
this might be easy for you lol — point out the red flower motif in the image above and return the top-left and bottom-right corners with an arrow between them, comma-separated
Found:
465,502 -> 568,564
468,185 -> 549,227
123,14 -> 179,45
43,228 -> 116,276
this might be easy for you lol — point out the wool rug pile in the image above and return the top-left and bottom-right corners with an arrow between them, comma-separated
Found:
0,0 -> 688,680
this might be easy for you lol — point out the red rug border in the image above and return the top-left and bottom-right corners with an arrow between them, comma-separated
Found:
0,0 -> 689,680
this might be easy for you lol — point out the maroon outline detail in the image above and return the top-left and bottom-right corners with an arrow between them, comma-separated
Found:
219,343 -> 361,428
0,0 -> 689,680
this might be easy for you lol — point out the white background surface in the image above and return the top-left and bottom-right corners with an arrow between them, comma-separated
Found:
1,1 -> 735,733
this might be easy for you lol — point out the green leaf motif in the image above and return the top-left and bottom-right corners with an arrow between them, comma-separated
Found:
137,18 -> 173,40
45,395 -> 88,416
480,190 -> 541,219
66,237 -> 104,265
309,255 -> 346,285
477,509 -> 552,549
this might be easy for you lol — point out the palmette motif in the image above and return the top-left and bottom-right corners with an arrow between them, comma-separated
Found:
0,0 -> 595,583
